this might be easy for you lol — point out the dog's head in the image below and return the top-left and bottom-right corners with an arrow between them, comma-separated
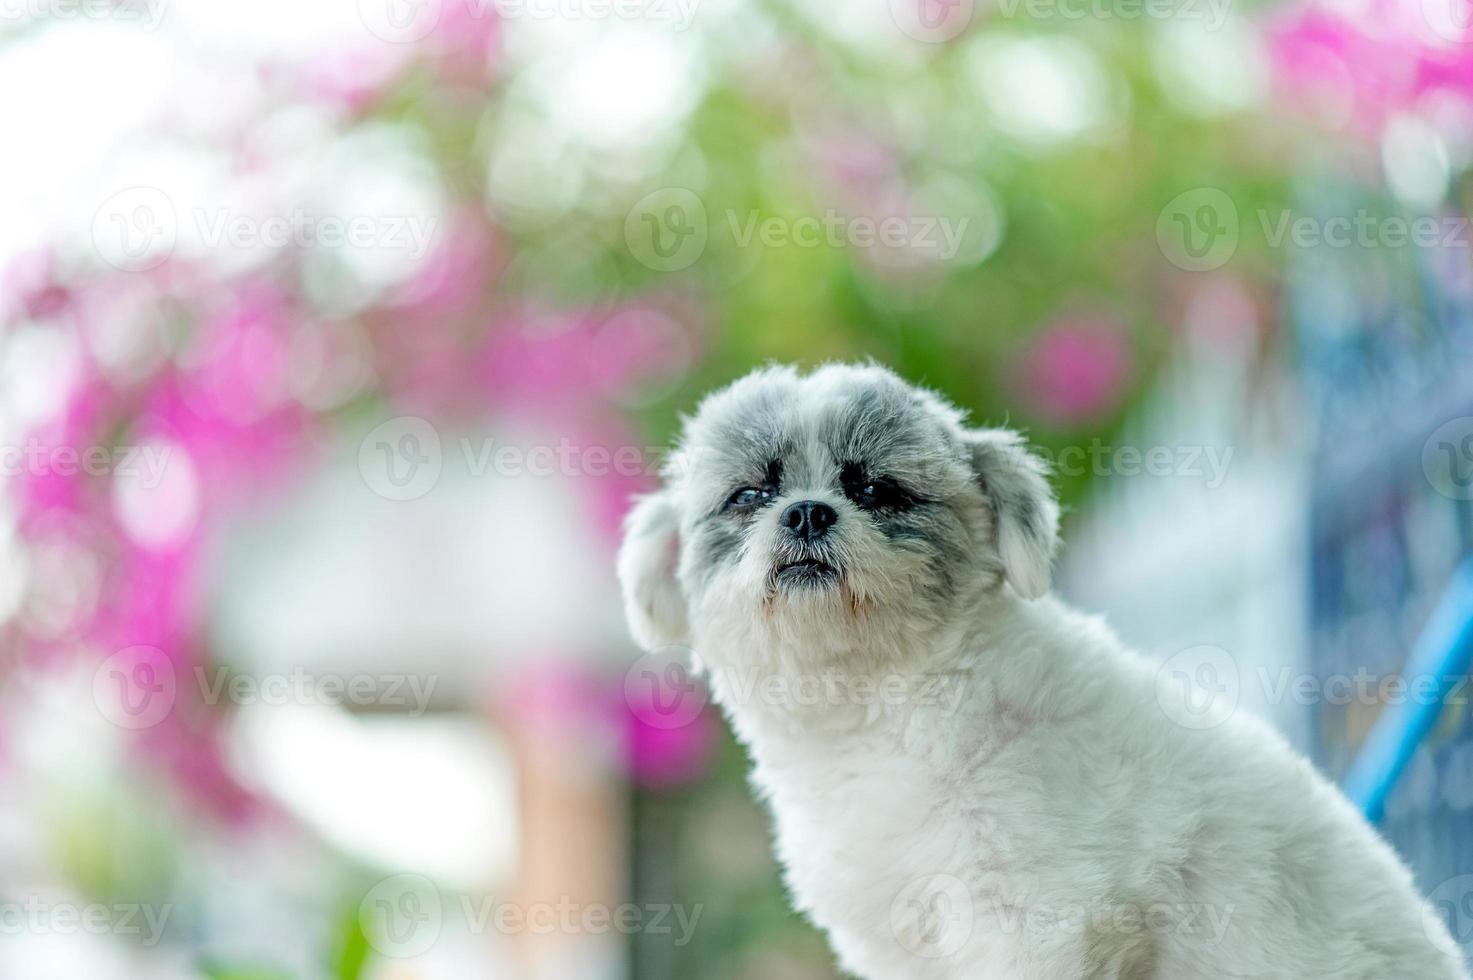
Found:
618,363 -> 1058,661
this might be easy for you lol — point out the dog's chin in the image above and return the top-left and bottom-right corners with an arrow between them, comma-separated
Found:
773,558 -> 840,590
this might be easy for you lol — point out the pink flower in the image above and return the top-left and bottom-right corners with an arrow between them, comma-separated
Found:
1013,314 -> 1132,428
625,700 -> 719,788
1268,0 -> 1473,136
392,206 -> 503,317
1,248 -> 69,321
620,667 -> 719,788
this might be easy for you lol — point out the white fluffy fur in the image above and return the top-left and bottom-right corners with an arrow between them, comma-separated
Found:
619,364 -> 1469,980
618,491 -> 689,649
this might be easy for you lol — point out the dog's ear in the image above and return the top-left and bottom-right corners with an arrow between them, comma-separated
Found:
617,490 -> 690,649
964,428 -> 1059,600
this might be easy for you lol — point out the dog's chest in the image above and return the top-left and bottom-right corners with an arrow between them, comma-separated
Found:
754,726 -> 1005,956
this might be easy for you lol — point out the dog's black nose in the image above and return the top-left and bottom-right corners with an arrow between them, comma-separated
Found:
782,500 -> 837,542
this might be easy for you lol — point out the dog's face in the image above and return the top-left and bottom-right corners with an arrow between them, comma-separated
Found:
618,364 -> 1058,663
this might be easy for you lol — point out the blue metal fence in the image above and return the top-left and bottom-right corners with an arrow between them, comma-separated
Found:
1295,180 -> 1473,951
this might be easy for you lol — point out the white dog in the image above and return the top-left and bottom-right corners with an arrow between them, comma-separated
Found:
618,362 -> 1469,979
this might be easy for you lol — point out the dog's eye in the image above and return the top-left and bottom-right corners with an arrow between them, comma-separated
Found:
726,486 -> 773,511
845,474 -> 911,511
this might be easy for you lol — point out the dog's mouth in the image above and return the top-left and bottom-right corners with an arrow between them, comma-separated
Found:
774,557 -> 839,587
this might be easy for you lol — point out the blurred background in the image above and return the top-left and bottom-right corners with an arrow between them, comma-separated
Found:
1,0 -> 1472,975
